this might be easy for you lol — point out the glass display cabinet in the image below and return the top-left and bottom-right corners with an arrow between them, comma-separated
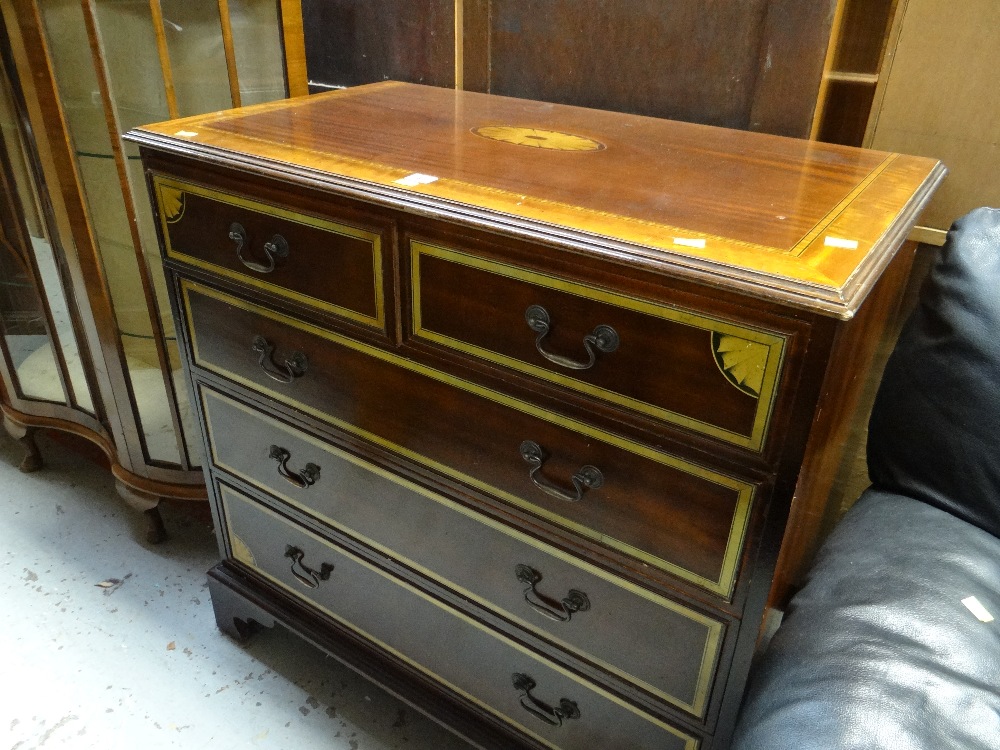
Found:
0,0 -> 306,541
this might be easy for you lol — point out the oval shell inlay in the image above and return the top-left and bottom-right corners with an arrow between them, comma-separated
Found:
472,126 -> 605,152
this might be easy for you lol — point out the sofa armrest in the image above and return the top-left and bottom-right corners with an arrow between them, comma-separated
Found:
733,490 -> 1000,750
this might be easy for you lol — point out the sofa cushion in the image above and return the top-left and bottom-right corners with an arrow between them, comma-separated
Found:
733,489 -> 1000,750
867,207 -> 1000,537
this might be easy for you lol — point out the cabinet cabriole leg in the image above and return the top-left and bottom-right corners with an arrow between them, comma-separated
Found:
115,480 -> 168,544
3,415 -> 43,473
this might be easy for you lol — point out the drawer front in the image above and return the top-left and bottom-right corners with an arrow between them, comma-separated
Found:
411,241 -> 788,452
152,174 -> 386,330
220,485 -> 701,750
182,279 -> 758,598
201,386 -> 726,719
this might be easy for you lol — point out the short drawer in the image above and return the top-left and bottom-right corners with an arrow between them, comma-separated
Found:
152,174 -> 387,330
201,386 -> 726,719
411,240 -> 788,452
182,279 -> 760,599
220,484 -> 702,750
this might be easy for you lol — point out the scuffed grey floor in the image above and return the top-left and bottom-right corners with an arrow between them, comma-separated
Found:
0,432 -> 471,750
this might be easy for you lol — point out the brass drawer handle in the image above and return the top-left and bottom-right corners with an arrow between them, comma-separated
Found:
269,445 -> 321,488
519,440 -> 604,503
284,545 -> 333,589
525,304 -> 619,371
511,673 -> 580,727
515,564 -> 590,622
229,222 -> 289,274
252,335 -> 308,383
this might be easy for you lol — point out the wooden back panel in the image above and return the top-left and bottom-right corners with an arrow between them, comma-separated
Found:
301,0 -> 837,137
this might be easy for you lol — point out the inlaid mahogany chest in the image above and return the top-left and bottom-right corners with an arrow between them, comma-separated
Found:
128,82 -> 943,749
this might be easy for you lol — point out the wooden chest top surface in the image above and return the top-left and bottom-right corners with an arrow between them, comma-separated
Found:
129,81 -> 944,317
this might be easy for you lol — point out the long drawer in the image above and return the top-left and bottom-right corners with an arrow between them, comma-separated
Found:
220,483 -> 702,750
410,240 -> 788,453
152,173 -> 388,331
200,385 -> 727,719
180,279 -> 760,599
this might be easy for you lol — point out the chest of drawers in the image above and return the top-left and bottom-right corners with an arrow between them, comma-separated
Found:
128,82 -> 943,749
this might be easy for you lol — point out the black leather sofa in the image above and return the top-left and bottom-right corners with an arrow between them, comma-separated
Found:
732,207 -> 1000,750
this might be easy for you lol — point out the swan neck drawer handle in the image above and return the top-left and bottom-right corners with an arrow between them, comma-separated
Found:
229,222 -> 289,274
511,673 -> 580,726
283,545 -> 333,588
252,335 -> 308,383
519,440 -> 603,503
269,445 -> 321,489
515,564 -> 590,622
524,304 -> 619,371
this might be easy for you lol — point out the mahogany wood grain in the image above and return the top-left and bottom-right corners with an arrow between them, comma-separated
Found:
129,82 -> 944,318
767,241 -> 919,609
183,280 -> 759,599
303,0 -> 834,138
200,383 -> 729,723
155,175 -> 387,331
412,242 -> 770,447
129,83 -> 942,749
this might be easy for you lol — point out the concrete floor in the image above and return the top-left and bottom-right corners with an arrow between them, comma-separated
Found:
0,431 -> 471,750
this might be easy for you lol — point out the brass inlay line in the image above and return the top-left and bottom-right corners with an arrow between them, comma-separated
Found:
192,113 -> 779,257
220,486 -> 700,749
201,386 -> 722,717
182,279 -> 755,597
178,83 -> 891,262
410,241 -> 787,452
133,81 -> 923,301
789,154 -> 899,259
154,174 -> 385,330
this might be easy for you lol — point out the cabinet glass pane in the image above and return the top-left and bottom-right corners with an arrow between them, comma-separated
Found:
1,46 -> 90,409
90,1 -> 200,464
36,0 -> 291,468
0,246 -> 63,404
91,0 -> 170,132
123,151 -> 202,466
155,0 -> 233,115
31,237 -> 94,412
228,0 -> 287,105
40,0 -> 183,464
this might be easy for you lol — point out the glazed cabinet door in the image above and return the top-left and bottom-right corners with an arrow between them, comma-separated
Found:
0,0 -> 307,538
